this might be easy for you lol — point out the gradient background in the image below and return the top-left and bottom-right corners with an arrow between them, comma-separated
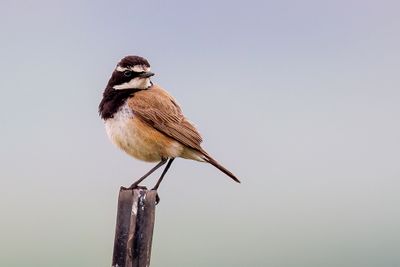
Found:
1,0 -> 400,266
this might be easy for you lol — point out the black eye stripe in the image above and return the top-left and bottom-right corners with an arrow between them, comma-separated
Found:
123,70 -> 132,77
108,69 -> 147,88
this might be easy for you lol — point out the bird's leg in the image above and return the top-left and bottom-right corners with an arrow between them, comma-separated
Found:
128,158 -> 168,189
152,158 -> 175,190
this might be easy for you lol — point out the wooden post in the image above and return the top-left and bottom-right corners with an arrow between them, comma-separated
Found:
112,187 -> 157,267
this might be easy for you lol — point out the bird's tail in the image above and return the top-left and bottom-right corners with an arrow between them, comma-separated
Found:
202,154 -> 241,183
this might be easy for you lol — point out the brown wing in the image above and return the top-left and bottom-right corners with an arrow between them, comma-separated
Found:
127,85 -> 203,151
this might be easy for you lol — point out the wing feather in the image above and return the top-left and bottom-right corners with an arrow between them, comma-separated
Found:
127,85 -> 203,151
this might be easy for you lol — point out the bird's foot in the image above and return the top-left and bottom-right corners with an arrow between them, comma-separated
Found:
152,190 -> 160,205
122,183 -> 148,191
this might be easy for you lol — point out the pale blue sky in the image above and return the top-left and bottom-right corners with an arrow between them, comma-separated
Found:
1,0 -> 400,266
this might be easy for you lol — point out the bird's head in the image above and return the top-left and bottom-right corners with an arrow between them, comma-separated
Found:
107,55 -> 154,90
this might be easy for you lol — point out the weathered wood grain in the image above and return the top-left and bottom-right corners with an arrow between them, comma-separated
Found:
112,188 -> 157,267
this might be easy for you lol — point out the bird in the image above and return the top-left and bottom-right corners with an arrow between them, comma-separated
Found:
99,55 -> 240,190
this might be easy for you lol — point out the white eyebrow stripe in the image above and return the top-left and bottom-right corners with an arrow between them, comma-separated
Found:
116,66 -> 129,72
116,65 -> 150,72
132,65 -> 150,72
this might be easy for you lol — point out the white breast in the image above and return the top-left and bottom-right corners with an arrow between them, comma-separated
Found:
105,103 -> 134,145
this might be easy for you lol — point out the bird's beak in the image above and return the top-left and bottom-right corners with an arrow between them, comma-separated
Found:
138,72 -> 155,78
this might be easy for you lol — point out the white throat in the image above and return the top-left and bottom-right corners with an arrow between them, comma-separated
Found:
113,77 -> 152,90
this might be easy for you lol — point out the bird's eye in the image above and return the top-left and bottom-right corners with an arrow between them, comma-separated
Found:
123,70 -> 132,77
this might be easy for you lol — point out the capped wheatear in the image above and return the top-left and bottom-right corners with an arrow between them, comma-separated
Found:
99,55 -> 240,190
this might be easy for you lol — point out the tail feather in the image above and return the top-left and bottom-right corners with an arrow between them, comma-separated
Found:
203,154 -> 241,183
